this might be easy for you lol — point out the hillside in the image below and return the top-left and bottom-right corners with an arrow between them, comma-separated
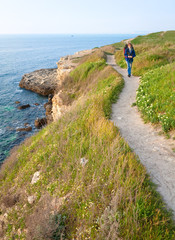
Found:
114,31 -> 175,133
0,38 -> 175,239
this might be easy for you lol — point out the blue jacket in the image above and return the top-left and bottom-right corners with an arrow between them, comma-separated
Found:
124,47 -> 136,63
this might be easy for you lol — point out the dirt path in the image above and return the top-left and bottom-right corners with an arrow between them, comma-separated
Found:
107,55 -> 175,218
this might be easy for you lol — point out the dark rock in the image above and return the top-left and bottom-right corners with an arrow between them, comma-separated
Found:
44,102 -> 49,109
15,101 -> 20,104
35,118 -> 47,129
45,103 -> 52,115
17,104 -> 30,110
34,103 -> 40,106
19,68 -> 59,96
16,126 -> 32,132
48,94 -> 54,103
44,102 -> 52,109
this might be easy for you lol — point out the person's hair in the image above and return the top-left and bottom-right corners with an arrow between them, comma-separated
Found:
128,42 -> 134,48
124,44 -> 128,49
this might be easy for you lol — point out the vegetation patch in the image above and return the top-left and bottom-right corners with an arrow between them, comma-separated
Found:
114,30 -> 175,132
136,63 -> 175,132
0,47 -> 175,239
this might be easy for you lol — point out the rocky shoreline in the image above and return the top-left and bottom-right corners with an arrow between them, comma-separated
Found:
19,68 -> 58,96
18,49 -> 93,127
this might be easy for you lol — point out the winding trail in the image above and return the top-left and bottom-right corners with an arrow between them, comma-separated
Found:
107,55 -> 175,217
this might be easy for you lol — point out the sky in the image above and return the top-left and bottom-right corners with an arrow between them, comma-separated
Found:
0,0 -> 174,34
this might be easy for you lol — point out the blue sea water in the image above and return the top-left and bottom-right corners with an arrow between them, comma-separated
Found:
0,34 -> 138,163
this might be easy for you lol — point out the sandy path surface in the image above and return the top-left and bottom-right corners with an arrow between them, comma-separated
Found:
107,55 -> 175,218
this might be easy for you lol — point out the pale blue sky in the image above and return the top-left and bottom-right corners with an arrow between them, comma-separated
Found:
0,0 -> 174,34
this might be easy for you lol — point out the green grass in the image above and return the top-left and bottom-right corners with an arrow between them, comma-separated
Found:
132,31 -> 175,45
114,30 -> 175,132
136,62 -> 175,132
0,48 -> 175,239
70,59 -> 106,82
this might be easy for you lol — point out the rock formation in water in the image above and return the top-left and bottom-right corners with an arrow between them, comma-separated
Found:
17,104 -> 30,110
19,49 -> 93,123
19,68 -> 58,96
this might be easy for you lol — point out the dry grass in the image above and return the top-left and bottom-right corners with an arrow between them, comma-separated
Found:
57,49 -> 107,106
0,47 -> 175,239
100,45 -> 116,55
26,194 -> 66,240
78,48 -> 106,65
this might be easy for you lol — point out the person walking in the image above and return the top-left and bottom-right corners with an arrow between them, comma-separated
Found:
124,43 -> 136,77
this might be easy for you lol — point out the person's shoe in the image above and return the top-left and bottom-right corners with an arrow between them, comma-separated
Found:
128,74 -> 131,77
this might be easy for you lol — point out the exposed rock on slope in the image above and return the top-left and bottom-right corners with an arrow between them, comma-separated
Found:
19,68 -> 58,96
34,118 -> 47,129
19,49 -> 94,121
52,49 -> 94,120
19,49 -> 93,97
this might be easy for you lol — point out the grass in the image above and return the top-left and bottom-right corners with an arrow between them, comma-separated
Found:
114,30 -> 175,132
0,47 -> 175,239
70,59 -> 106,83
136,63 -> 175,132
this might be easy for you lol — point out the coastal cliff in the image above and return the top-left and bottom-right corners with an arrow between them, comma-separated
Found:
19,49 -> 94,121
1,32 -> 175,240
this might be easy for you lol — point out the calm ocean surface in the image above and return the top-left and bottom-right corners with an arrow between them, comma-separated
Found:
0,34 -> 137,163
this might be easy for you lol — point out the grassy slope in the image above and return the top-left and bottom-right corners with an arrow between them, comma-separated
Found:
0,48 -> 175,239
114,31 -> 175,132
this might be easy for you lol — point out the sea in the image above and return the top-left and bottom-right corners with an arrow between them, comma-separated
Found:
0,34 -> 138,164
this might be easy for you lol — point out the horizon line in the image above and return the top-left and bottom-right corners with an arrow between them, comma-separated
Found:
0,30 -> 174,35
0,32 -> 149,35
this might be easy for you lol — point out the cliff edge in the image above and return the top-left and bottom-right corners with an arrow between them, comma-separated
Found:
19,49 -> 94,121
